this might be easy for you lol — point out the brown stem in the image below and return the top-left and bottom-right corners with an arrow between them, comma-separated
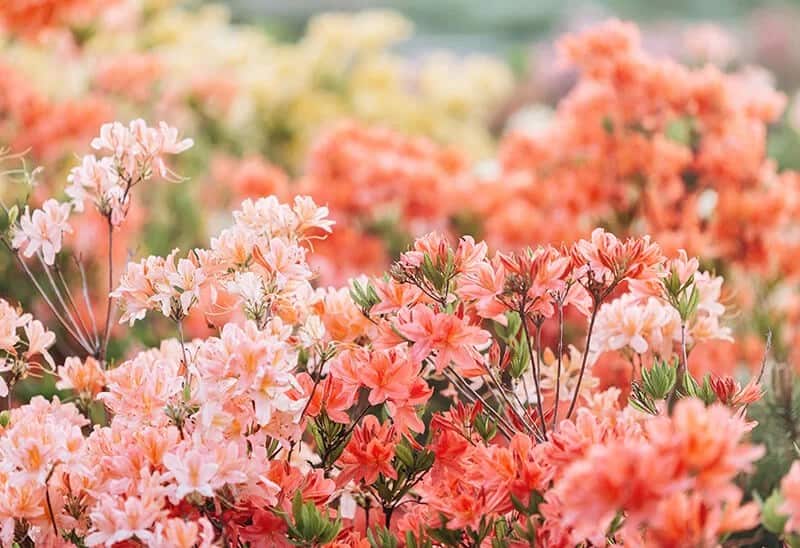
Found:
45,464 -> 58,536
2,238 -> 89,353
444,367 -> 520,440
55,262 -> 97,353
300,355 -> 329,419
668,322 -> 688,410
520,314 -> 547,438
480,358 -> 537,438
566,301 -> 600,420
552,300 -> 564,431
100,218 -> 114,361
176,319 -> 189,384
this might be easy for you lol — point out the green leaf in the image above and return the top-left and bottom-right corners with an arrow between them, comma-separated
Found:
602,115 -> 615,134
494,311 -> 521,344
761,489 -> 789,534
7,204 -> 18,227
368,526 -> 399,548
475,413 -> 497,442
350,279 -> 380,312
509,338 -> 531,378
291,491 -> 303,522
395,441 -> 414,469
665,116 -> 695,147
641,359 -> 677,400
629,382 -> 659,415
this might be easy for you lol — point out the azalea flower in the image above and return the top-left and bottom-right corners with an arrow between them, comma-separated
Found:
397,303 -> 491,372
592,294 -> 678,357
338,415 -> 398,486
359,346 -> 419,405
11,199 -> 72,265
163,449 -> 220,501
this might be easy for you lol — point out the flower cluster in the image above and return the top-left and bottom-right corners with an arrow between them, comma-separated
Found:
0,299 -> 56,398
475,19 -> 795,276
592,249 -> 731,360
2,10 -> 800,546
112,249 -> 206,325
67,120 -> 193,226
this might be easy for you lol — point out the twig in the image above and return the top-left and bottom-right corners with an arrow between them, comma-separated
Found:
100,218 -> 114,361
3,239 -> 91,353
552,300 -> 565,431
520,312 -> 547,437
566,301 -> 600,419
756,330 -> 772,385
45,464 -> 59,536
176,319 -> 190,383
37,253 -> 94,354
444,367 -> 522,441
76,256 -> 100,350
55,262 -> 98,353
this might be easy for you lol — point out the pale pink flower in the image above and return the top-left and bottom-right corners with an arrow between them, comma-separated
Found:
22,319 -> 56,369
572,228 -> 664,287
457,259 -> 507,323
98,344 -> 184,424
397,303 -> 491,372
592,294 -> 678,357
153,517 -> 214,548
85,494 -> 165,546
165,256 -> 206,319
163,450 -> 219,501
56,356 -> 105,398
74,120 -> 193,225
0,299 -> 30,353
11,199 -> 72,265
113,250 -> 206,324
90,120 -> 135,156
65,155 -> 117,212
292,195 -> 335,236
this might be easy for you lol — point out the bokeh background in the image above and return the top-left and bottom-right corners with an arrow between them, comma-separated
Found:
218,0 -> 800,166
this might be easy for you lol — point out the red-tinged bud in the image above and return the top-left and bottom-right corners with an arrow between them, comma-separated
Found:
709,375 -> 737,405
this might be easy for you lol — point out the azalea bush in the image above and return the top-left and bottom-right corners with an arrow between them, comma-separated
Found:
3,5 -> 800,547
0,118 -> 790,547
0,1 -> 513,353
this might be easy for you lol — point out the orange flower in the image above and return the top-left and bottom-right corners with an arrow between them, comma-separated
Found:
337,415 -> 398,486
397,303 -> 490,373
359,346 -> 419,405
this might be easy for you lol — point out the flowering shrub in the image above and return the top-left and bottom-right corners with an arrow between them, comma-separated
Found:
3,10 -> 800,548
0,116 -> 788,547
0,3 -> 513,352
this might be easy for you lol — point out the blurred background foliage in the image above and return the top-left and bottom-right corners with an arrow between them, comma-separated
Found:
221,0 -> 800,168
225,0 -> 798,51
